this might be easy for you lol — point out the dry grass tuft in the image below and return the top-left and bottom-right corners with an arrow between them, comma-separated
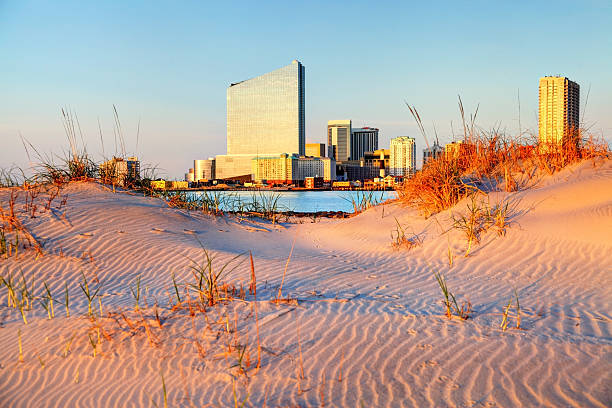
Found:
433,271 -> 472,320
398,101 -> 610,218
390,217 -> 423,250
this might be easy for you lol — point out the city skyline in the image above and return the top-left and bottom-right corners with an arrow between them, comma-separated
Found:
1,1 -> 611,178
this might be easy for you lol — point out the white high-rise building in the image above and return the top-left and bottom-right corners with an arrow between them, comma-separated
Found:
389,137 -> 416,177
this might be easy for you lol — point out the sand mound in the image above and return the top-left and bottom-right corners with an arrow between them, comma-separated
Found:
0,159 -> 610,407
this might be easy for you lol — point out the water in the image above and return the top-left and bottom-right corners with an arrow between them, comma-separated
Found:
190,190 -> 397,213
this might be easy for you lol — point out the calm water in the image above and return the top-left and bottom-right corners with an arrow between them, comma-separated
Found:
190,190 -> 397,213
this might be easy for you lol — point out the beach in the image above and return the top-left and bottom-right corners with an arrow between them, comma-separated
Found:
0,158 -> 610,407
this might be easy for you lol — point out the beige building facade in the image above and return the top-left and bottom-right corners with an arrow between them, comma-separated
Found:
194,158 -> 215,181
305,143 -> 326,157
252,154 -> 335,184
538,76 -> 580,148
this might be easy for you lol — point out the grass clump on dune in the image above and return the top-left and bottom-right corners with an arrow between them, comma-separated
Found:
187,240 -> 245,307
390,217 -> 423,250
398,99 -> 610,218
433,271 -> 471,320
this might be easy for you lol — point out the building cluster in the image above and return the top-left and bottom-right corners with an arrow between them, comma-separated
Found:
183,61 -> 420,189
180,61 -> 579,189
90,67 -> 579,191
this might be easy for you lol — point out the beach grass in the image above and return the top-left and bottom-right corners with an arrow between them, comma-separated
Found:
433,271 -> 471,320
399,99 -> 609,218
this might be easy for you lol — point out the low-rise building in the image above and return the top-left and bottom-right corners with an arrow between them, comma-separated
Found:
305,177 -> 324,189
332,181 -> 352,190
305,143 -> 326,158
151,180 -> 189,190
150,180 -> 166,190
99,156 -> 140,186
194,158 -> 215,181
166,181 -> 189,189
252,154 -> 335,184
337,162 -> 379,181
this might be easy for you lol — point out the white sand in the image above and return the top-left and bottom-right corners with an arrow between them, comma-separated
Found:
0,159 -> 610,407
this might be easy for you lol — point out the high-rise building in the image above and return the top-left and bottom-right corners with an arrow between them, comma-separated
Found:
423,141 -> 444,167
351,127 -> 379,161
328,120 -> 351,161
328,121 -> 379,162
538,76 -> 580,149
217,60 -> 305,179
390,137 -> 416,177
305,143 -> 326,157
194,158 -> 215,181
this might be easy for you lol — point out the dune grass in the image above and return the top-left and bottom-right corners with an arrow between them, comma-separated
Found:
449,193 -> 513,256
18,328 -> 24,363
79,271 -> 101,318
399,100 -> 609,218
342,190 -> 387,214
501,288 -> 522,331
433,271 -> 471,320
390,217 -> 423,250
187,240 -> 245,307
130,275 -> 142,311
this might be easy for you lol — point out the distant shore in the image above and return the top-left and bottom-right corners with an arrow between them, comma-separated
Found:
168,186 -> 395,192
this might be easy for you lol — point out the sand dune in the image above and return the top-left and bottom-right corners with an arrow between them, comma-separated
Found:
0,159 -> 610,407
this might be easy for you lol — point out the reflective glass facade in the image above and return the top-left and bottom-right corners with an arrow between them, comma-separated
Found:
227,60 -> 305,156
351,127 -> 379,161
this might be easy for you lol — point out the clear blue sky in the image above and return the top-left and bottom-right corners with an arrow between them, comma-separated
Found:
1,1 -> 611,178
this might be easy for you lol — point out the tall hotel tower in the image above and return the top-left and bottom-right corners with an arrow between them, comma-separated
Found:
538,76 -> 580,149
216,60 -> 306,179
389,136 -> 416,177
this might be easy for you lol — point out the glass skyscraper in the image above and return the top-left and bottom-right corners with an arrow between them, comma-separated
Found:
216,60 -> 305,179
227,60 -> 305,156
351,127 -> 379,161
